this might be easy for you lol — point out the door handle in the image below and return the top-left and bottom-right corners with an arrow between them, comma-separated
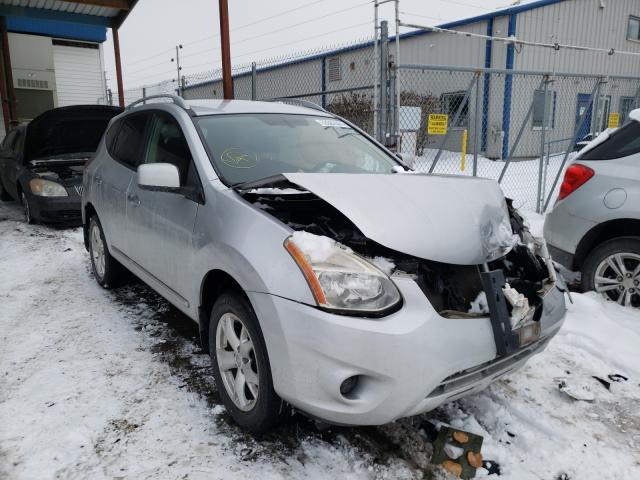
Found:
127,193 -> 140,207
94,174 -> 103,185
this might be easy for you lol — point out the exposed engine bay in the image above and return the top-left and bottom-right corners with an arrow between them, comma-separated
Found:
30,163 -> 84,187
241,188 -> 557,331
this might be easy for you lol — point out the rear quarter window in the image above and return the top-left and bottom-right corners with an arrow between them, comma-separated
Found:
581,122 -> 640,160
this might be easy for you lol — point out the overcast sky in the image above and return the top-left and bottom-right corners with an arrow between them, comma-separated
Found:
104,0 -> 523,91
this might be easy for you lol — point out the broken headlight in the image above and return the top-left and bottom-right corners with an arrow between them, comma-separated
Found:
285,232 -> 401,315
29,179 -> 68,197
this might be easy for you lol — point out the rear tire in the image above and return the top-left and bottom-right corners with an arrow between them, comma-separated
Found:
582,237 -> 640,308
88,215 -> 125,289
209,291 -> 285,433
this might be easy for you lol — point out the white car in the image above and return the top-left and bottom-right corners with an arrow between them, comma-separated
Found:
82,96 -> 566,432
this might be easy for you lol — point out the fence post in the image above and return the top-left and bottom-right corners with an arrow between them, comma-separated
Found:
499,77 -> 546,183
251,62 -> 257,100
473,72 -> 481,176
592,78 -> 603,136
389,65 -> 397,148
536,75 -> 550,214
378,20 -> 389,143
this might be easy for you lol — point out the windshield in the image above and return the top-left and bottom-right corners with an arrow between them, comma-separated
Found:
196,113 -> 398,185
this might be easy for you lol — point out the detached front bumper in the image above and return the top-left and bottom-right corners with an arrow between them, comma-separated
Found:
28,194 -> 82,225
249,276 -> 566,426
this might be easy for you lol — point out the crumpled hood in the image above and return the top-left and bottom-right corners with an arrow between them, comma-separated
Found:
283,172 -> 516,265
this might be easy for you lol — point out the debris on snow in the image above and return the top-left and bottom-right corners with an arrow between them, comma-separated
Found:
608,374 -> 629,383
558,379 -> 596,402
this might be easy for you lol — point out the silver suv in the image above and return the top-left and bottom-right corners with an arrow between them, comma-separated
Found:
544,117 -> 640,308
83,96 -> 566,432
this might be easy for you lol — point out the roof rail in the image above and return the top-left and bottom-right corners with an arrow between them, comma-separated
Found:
126,94 -> 192,113
266,98 -> 327,113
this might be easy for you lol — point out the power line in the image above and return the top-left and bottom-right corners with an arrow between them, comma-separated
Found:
400,11 -> 447,23
438,0 -> 491,11
120,0 -> 333,69
400,20 -> 640,58
180,21 -> 371,72
177,1 -> 372,63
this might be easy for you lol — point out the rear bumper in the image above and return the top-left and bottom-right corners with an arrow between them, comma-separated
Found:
29,194 -> 82,225
249,277 -> 566,426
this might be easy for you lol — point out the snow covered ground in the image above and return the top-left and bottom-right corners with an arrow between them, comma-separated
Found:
1,200 -> 639,480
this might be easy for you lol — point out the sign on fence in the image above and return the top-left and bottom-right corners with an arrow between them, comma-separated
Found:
608,112 -> 620,129
428,114 -> 448,135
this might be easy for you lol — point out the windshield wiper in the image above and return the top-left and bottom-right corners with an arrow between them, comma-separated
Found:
231,174 -> 306,192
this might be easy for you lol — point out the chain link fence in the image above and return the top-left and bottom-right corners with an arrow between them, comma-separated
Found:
398,66 -> 640,211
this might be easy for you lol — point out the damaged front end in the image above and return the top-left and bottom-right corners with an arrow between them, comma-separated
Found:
237,176 -> 562,358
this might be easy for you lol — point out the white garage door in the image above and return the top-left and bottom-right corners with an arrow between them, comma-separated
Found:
53,40 -> 105,106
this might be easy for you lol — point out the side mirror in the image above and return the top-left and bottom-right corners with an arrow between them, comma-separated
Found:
137,163 -> 181,192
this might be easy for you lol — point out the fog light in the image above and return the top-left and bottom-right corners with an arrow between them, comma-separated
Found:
340,375 -> 359,398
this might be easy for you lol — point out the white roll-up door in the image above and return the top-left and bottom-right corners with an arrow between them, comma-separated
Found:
52,40 -> 105,106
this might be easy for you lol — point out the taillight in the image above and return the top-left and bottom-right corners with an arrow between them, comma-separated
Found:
559,164 -> 594,200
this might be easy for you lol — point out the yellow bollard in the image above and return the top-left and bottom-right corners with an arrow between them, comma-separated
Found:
461,129 -> 468,171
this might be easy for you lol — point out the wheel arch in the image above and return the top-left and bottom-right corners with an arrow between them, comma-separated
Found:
198,269 -> 250,354
575,218 -> 640,269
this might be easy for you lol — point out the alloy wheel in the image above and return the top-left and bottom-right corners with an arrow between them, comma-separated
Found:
594,253 -> 640,307
90,222 -> 106,280
215,312 -> 260,411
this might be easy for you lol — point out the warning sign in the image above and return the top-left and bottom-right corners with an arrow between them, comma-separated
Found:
608,112 -> 620,129
428,114 -> 449,135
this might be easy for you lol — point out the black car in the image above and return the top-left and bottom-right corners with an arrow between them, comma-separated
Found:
0,105 -> 122,225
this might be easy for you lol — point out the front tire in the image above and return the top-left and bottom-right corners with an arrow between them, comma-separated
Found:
209,291 -> 285,433
582,237 -> 640,308
21,192 -> 35,224
88,215 -> 125,289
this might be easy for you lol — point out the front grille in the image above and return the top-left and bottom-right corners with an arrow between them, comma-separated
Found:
426,336 -> 551,399
74,185 -> 84,196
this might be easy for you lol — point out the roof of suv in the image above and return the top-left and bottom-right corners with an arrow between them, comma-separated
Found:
184,99 -> 333,117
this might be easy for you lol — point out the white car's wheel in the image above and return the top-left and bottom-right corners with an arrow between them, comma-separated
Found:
583,237 -> 640,308
209,291 -> 286,433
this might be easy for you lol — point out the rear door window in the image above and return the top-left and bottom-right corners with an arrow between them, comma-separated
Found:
112,113 -> 149,168
581,121 -> 640,160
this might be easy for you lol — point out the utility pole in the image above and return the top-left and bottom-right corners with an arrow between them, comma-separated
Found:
171,44 -> 183,97
218,0 -> 233,99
